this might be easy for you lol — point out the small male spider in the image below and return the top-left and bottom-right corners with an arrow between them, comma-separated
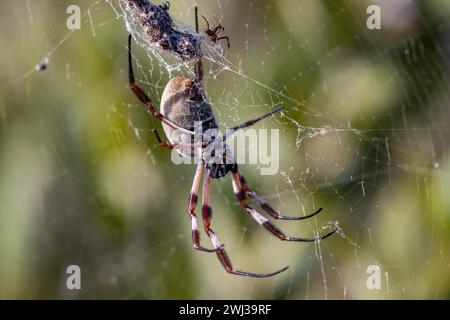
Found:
202,15 -> 230,48
127,8 -> 337,278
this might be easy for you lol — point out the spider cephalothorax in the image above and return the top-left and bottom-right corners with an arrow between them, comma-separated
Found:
127,5 -> 337,277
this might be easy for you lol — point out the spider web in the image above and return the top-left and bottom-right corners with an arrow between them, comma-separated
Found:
1,0 -> 450,299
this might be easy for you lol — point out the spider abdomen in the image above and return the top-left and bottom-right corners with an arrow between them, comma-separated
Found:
160,76 -> 217,157
160,77 -> 236,178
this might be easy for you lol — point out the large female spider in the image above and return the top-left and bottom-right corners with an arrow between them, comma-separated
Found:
127,8 -> 337,278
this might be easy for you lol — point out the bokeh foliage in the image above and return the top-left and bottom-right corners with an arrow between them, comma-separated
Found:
0,0 -> 449,299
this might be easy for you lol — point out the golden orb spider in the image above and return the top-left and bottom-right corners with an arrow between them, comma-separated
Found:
127,6 -> 337,277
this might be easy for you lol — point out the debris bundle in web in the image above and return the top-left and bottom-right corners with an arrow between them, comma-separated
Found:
111,0 -> 228,75
123,0 -> 202,61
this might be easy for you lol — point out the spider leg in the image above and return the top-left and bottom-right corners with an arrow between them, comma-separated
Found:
216,36 -> 230,48
151,128 -> 204,150
194,58 -> 203,85
192,8 -> 204,86
195,7 -> 199,33
231,171 -> 337,242
211,24 -> 225,34
202,169 -> 289,277
236,171 -> 324,220
223,106 -> 284,141
128,35 -> 196,136
188,161 -> 219,252
201,15 -> 211,31
151,129 -> 175,149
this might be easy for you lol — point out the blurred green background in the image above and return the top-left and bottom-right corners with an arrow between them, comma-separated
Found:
0,0 -> 450,299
